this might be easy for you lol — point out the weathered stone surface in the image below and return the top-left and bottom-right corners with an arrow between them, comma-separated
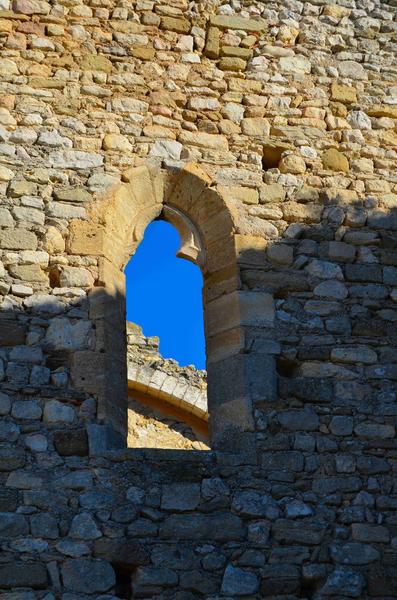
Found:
0,229 -> 37,250
43,400 -> 74,424
272,520 -> 325,545
262,452 -> 304,472
49,151 -> 103,169
330,543 -> 380,565
53,429 -> 88,456
221,565 -> 259,596
102,133 -> 132,152
313,477 -> 362,495
0,319 -> 26,346
80,54 -> 113,72
278,409 -> 319,431
161,483 -> 200,511
61,559 -> 115,593
210,15 -> 267,32
354,423 -> 395,439
241,118 -> 270,137
0,393 -> 11,416
351,524 -> 389,543
331,83 -> 357,104
93,539 -> 149,567
178,131 -> 228,150
320,567 -> 365,597
322,148 -> 349,172
279,55 -> 311,73
331,347 -> 377,364
69,513 -> 102,540
0,512 -> 29,536
232,491 -> 280,520
0,562 -> 47,588
279,154 -> 306,174
314,280 -> 348,300
30,513 -> 58,539
43,226 -> 65,254
59,267 -> 94,288
160,16 -> 190,33
160,514 -> 245,541
54,188 -> 91,203
0,448 -> 25,471
45,318 -> 93,352
306,259 -> 343,280
0,420 -> 20,442
204,26 -> 220,59
11,400 -> 42,420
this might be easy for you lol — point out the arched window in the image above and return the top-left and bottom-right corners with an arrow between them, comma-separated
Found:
124,219 -> 208,449
70,164 -> 275,453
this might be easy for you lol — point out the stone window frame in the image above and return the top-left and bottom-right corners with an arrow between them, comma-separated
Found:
67,162 -> 275,451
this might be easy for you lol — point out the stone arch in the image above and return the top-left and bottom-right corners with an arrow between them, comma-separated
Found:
68,162 -> 274,451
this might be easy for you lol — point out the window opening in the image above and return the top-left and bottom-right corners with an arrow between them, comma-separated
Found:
124,220 -> 208,449
125,221 -> 205,369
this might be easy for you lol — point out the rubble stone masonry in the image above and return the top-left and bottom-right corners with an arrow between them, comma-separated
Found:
0,0 -> 397,597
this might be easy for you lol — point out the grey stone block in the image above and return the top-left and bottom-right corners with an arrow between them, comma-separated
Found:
312,476 -> 362,495
262,451 -> 304,472
30,513 -> 59,539
53,428 -> 88,456
93,539 -> 150,567
0,447 -> 25,471
221,564 -> 259,596
0,512 -> 28,537
330,543 -> 380,565
161,483 -> 200,511
320,567 -> 365,597
0,562 -> 47,589
278,408 -> 319,431
61,559 -> 115,594
232,491 -> 280,520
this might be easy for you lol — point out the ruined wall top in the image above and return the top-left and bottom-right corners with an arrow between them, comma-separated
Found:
127,321 -> 208,420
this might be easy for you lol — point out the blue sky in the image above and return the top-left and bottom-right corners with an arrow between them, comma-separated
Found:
125,220 -> 206,369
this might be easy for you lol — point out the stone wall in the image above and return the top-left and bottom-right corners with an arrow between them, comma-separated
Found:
1,0 -> 397,597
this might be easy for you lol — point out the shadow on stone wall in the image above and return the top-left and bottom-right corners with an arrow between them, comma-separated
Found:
1,198 -> 397,597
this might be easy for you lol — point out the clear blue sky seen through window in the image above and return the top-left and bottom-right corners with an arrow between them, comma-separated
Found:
125,220 -> 206,370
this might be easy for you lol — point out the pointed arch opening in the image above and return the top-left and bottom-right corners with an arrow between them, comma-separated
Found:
70,163 -> 275,453
124,217 -> 208,449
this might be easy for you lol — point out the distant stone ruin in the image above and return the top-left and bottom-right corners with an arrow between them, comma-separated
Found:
126,322 -> 208,450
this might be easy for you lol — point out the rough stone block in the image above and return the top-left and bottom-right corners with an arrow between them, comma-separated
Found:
206,290 -> 274,336
61,559 -> 115,593
160,513 -> 245,541
210,14 -> 267,31
53,428 -> 88,456
0,512 -> 28,536
0,228 -> 37,250
161,483 -> 200,511
93,538 -> 149,567
351,523 -> 389,543
330,543 -> 380,565
0,562 -> 47,589
0,447 -> 25,471
221,565 -> 259,595
262,451 -> 304,472
43,400 -> 74,424
0,320 -> 27,346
